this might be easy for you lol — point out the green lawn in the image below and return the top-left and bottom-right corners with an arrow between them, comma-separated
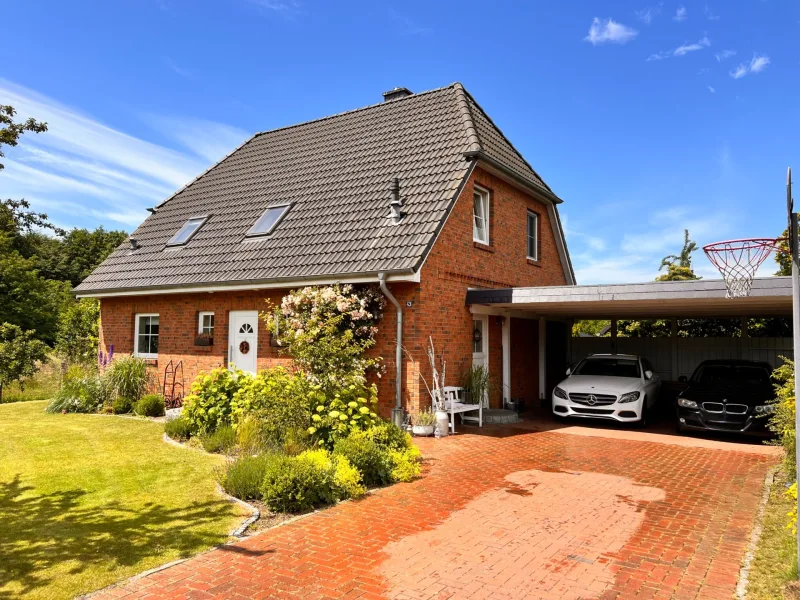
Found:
747,467 -> 798,599
0,401 -> 247,600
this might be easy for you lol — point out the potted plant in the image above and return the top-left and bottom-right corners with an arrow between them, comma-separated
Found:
411,409 -> 437,436
462,364 -> 492,406
194,333 -> 213,347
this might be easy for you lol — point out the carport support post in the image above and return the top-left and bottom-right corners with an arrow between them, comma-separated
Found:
671,318 -> 678,381
538,318 -> 546,400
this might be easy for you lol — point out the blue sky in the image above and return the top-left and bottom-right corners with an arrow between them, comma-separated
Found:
3,0 -> 799,284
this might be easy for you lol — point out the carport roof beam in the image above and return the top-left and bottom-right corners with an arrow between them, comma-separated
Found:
465,277 -> 793,320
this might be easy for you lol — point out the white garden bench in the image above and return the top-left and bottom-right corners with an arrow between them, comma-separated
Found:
441,386 -> 483,433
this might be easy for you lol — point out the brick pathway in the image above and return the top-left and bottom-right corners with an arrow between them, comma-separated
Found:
95,424 -> 779,600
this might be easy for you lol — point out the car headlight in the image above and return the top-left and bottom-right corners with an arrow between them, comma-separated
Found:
754,404 -> 776,414
678,398 -> 698,409
554,386 -> 568,400
618,391 -> 640,404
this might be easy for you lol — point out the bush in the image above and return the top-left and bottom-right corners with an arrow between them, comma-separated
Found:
260,449 -> 364,513
769,359 -> 796,476
200,425 -> 237,454
112,395 -> 133,414
134,394 -> 165,417
308,376 -> 381,448
106,355 -> 150,401
231,367 -> 313,445
46,365 -> 112,413
388,447 -> 422,482
362,422 -> 413,451
183,368 -> 248,434
333,427 -> 422,486
164,416 -> 192,442
333,433 -> 392,486
219,453 -> 279,500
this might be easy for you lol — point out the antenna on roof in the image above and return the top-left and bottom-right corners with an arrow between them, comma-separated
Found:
387,178 -> 405,225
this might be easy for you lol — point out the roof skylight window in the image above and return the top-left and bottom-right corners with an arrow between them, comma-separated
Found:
246,204 -> 291,237
166,216 -> 208,246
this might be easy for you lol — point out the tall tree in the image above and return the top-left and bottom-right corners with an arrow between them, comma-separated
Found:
0,105 -> 47,170
659,229 -> 699,271
775,228 -> 791,276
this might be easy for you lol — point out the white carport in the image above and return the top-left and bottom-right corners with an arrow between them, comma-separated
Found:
466,277 -> 793,407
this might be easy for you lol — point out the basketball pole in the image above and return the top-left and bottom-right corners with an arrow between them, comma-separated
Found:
789,166 -> 800,576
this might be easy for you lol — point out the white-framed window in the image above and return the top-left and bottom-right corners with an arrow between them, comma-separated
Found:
527,210 -> 539,260
473,186 -> 490,244
246,204 -> 292,237
134,314 -> 159,358
198,311 -> 214,335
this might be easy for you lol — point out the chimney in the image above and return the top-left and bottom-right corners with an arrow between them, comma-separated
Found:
382,87 -> 413,102
128,237 -> 139,251
387,178 -> 404,225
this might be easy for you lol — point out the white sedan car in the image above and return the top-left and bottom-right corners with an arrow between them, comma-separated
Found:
552,354 -> 661,426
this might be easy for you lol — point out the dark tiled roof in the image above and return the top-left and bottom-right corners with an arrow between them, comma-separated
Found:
76,83 -> 556,294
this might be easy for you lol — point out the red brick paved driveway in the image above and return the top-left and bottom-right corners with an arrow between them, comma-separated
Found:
95,424 -> 779,600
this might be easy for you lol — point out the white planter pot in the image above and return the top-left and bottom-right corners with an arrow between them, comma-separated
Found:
412,424 -> 435,436
435,410 -> 449,437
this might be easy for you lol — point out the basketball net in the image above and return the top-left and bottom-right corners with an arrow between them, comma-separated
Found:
703,238 -> 785,298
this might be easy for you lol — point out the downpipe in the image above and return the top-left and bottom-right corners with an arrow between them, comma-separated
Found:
378,273 -> 404,427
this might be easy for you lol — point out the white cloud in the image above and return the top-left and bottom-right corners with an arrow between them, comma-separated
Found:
0,78 -> 249,229
636,7 -> 655,24
715,49 -> 736,62
750,54 -> 771,73
647,36 -> 711,61
248,0 -> 300,12
674,36 -> 711,56
708,85 -> 716,93
584,18 -> 638,45
673,5 -> 687,21
730,54 -> 770,79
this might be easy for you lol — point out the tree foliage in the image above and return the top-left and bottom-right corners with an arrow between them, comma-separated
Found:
55,299 -> 101,364
775,228 -> 792,276
0,105 -> 47,171
0,323 -> 48,400
655,264 -> 700,281
659,229 -> 698,272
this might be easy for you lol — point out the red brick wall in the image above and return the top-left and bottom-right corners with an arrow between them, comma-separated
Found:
97,166 -> 569,417
412,167 -> 567,411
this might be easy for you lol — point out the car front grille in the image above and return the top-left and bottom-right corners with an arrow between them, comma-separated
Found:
569,393 -> 617,406
702,402 -> 749,415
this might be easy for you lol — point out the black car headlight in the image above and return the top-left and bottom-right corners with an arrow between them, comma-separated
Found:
678,398 -> 698,409
754,404 -> 776,414
618,391 -> 640,404
554,386 -> 568,400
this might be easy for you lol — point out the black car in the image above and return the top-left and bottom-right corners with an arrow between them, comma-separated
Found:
676,359 -> 775,436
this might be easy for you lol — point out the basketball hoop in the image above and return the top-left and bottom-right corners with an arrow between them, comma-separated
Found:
703,238 -> 786,298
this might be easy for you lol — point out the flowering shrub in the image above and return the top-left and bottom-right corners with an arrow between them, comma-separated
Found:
787,482 -> 798,535
265,284 -> 384,386
309,377 -> 381,448
183,367 -> 250,434
276,284 -> 384,340
230,367 -> 314,445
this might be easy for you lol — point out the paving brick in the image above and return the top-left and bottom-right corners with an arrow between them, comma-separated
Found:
93,426 -> 775,600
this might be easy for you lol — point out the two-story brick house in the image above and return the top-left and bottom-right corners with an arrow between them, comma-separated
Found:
75,83 -> 574,421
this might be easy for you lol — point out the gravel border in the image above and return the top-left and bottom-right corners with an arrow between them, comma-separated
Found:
736,464 -> 779,600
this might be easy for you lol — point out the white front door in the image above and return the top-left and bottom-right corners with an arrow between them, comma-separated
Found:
472,315 -> 489,405
229,311 -> 258,375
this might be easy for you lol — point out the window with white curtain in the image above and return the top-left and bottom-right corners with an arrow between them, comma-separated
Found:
473,186 -> 490,244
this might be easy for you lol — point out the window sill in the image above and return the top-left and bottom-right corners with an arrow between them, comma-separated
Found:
473,241 -> 495,253
134,356 -> 159,366
527,258 -> 541,267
